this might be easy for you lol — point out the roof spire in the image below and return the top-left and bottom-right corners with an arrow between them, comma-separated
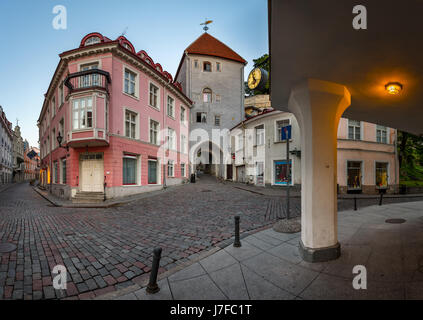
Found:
200,19 -> 213,33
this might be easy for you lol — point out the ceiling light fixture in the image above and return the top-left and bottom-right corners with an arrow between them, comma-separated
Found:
385,82 -> 403,95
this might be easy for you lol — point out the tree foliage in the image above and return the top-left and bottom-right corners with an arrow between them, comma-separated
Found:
398,131 -> 423,183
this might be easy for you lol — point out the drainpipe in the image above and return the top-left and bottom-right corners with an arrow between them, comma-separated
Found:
394,129 -> 399,192
162,81 -> 167,189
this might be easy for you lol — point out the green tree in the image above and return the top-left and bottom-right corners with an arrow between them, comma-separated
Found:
398,131 -> 423,184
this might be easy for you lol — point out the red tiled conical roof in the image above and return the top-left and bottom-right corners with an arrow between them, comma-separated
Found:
185,33 -> 246,64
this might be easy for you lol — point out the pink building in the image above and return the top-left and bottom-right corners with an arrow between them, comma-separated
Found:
38,33 -> 192,202
337,118 -> 399,194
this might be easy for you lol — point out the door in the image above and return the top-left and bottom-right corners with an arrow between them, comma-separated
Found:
81,154 -> 104,192
256,162 -> 264,186
226,165 -> 233,180
236,166 -> 245,183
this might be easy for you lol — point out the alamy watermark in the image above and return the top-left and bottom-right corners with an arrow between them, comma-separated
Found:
52,5 -> 67,30
52,265 -> 67,290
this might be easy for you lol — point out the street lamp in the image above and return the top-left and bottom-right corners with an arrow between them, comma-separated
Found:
56,132 -> 69,152
385,82 -> 403,95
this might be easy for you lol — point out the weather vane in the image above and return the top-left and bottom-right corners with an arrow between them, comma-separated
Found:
200,19 -> 213,32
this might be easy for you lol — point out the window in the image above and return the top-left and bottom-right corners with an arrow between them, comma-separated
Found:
203,61 -> 212,72
150,120 -> 159,145
124,69 -> 136,96
348,120 -> 361,140
85,36 -> 100,46
215,95 -> 221,103
59,83 -> 64,106
80,63 -> 99,87
149,83 -> 159,109
274,160 -> 292,185
61,159 -> 66,184
148,160 -> 158,184
51,97 -> 56,117
167,128 -> 176,150
180,106 -> 186,123
255,125 -> 265,146
376,125 -> 388,143
123,156 -> 137,185
59,118 -> 64,141
194,60 -> 199,69
181,135 -> 187,154
203,88 -> 212,103
53,161 -> 59,184
376,162 -> 389,189
52,128 -> 56,149
214,115 -> 221,127
347,161 -> 362,190
167,160 -> 174,177
181,163 -> 186,177
216,62 -> 221,72
72,97 -> 93,130
125,110 -> 137,139
276,119 -> 290,142
167,96 -> 175,118
197,112 -> 207,123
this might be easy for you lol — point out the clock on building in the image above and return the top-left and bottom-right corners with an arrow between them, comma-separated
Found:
247,67 -> 269,92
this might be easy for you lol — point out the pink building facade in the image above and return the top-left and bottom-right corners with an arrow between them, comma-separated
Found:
38,33 -> 192,201
337,118 -> 399,194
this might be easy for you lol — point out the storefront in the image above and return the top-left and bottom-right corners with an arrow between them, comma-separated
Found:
274,160 -> 292,185
347,161 -> 362,192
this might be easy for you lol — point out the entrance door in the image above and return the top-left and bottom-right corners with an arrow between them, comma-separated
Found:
256,162 -> 264,186
226,165 -> 233,180
81,154 -> 104,192
236,166 -> 245,183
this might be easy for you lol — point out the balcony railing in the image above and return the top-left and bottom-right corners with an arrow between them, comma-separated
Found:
64,69 -> 111,94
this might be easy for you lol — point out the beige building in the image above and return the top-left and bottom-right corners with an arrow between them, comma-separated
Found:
230,95 -> 399,194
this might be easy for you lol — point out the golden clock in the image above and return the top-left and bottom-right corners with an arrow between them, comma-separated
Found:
247,67 -> 268,91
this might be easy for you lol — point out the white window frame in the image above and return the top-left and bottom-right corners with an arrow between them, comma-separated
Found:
255,125 -> 265,146
180,134 -> 187,154
148,81 -> 160,110
376,125 -> 388,144
181,163 -> 186,177
85,36 -> 101,46
122,154 -> 141,186
348,119 -> 362,141
124,108 -> 139,140
148,159 -> 160,185
167,128 -> 176,151
180,106 -> 186,125
167,160 -> 174,177
72,96 -> 93,131
167,95 -> 175,119
214,115 -> 221,127
275,118 -> 291,143
149,119 -> 160,145
123,65 -> 139,99
216,62 -> 221,72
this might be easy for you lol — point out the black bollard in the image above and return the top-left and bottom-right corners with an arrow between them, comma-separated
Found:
379,193 -> 383,206
354,196 -> 357,211
146,248 -> 162,294
234,216 -> 241,248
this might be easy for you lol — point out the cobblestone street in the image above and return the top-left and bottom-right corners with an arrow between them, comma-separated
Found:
1,177 -> 422,300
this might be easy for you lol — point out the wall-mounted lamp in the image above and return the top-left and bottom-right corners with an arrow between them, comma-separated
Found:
56,132 -> 69,152
385,82 -> 403,95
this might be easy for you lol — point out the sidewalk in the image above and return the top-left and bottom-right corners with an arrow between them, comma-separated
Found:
32,183 -> 188,208
0,182 -> 17,194
97,200 -> 423,300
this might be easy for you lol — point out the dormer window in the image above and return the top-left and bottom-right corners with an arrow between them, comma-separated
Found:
85,36 -> 101,46
203,61 -> 212,72
124,43 -> 132,50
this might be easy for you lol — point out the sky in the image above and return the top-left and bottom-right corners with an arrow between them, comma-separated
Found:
0,0 -> 268,147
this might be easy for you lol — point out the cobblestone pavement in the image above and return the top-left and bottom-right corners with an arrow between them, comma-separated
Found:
1,176 -> 422,300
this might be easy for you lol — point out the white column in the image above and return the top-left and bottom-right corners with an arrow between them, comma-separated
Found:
288,79 -> 351,262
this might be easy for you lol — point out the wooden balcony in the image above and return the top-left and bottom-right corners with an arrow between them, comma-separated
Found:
64,69 -> 111,94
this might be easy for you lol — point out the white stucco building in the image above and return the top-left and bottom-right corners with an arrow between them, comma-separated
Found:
0,106 -> 14,185
175,32 -> 246,178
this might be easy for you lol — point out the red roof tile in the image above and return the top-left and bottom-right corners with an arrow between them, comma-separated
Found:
185,33 -> 246,64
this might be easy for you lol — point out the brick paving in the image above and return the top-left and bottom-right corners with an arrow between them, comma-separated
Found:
1,176 -> 422,300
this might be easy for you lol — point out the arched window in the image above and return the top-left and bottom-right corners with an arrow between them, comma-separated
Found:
85,36 -> 101,46
203,88 -> 212,103
203,61 -> 212,72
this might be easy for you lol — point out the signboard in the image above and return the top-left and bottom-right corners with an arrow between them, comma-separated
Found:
281,125 -> 292,141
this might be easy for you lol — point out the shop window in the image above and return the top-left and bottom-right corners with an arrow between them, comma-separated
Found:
148,160 -> 158,184
376,162 -> 389,189
347,161 -> 362,190
274,160 -> 292,185
123,156 -> 137,185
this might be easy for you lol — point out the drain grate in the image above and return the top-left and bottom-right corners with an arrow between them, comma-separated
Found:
385,218 -> 406,224
0,243 -> 17,253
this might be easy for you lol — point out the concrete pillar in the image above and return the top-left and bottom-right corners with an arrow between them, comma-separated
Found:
288,79 -> 351,262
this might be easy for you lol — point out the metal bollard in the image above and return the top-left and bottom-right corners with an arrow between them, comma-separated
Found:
354,197 -> 357,211
379,193 -> 383,206
234,216 -> 241,248
146,247 -> 162,294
